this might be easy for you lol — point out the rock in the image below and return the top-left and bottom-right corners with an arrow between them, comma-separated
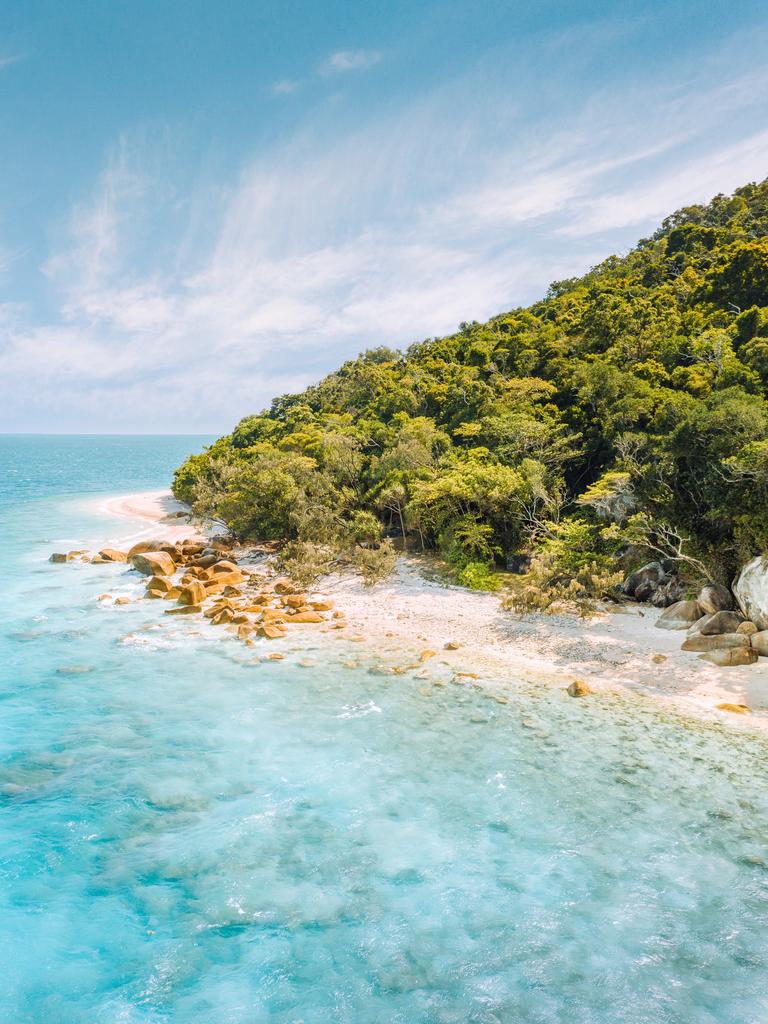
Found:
114,596 -> 131,606
445,641 -> 462,650
177,581 -> 206,606
273,578 -> 296,595
734,556 -> 768,630
210,560 -> 239,575
737,621 -> 758,636
716,702 -> 751,713
310,600 -> 335,611
567,679 -> 592,697
145,575 -> 175,594
655,600 -> 702,630
130,551 -> 176,577
56,664 -> 95,675
258,624 -> 287,638
97,593 -> 112,601
128,539 -> 178,558
687,614 -> 712,636
49,552 -> 68,563
178,540 -> 207,556
98,548 -> 128,563
623,561 -> 665,599
419,649 -> 437,662
699,648 -> 758,666
211,608 -> 235,625
681,632 -> 749,652
206,570 -> 243,587
164,604 -> 202,615
697,582 -> 735,615
699,610 -> 744,635
284,594 -> 307,608
750,631 -> 768,656
286,611 -> 325,623
649,577 -> 688,608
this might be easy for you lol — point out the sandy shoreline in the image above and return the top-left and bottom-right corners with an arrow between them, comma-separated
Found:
97,490 -> 768,732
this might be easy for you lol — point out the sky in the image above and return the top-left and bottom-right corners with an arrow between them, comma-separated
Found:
1,0 -> 767,433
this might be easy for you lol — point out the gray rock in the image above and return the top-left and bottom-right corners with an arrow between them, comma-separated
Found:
655,600 -> 702,630
750,630 -> 768,657
681,632 -> 749,653
688,614 -> 713,636
697,582 -> 735,615
622,562 -> 665,599
733,556 -> 768,630
699,610 -> 744,636
699,647 -> 758,667
649,577 -> 688,608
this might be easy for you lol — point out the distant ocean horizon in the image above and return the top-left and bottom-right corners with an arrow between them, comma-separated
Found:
2,434 -> 768,1022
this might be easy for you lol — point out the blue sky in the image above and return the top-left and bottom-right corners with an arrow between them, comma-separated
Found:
1,0 -> 767,432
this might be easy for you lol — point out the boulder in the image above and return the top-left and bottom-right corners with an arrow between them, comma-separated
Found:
131,550 -> 176,577
699,610 -> 745,635
258,623 -> 287,638
284,594 -> 307,608
697,582 -> 735,615
699,648 -> 758,667
114,596 -> 131,605
687,614 -> 712,636
567,679 -> 592,697
622,561 -> 666,600
737,621 -> 758,636
210,570 -> 244,587
98,548 -> 128,562
655,600 -> 702,630
49,552 -> 68,563
310,599 -> 335,611
128,539 -> 178,558
145,575 -> 175,594
273,578 -> 296,595
681,632 -> 749,653
716,702 -> 751,713
286,611 -> 325,623
210,560 -> 239,574
733,556 -> 768,631
649,577 -> 688,608
750,631 -> 768,657
164,604 -> 202,615
177,581 -> 207,606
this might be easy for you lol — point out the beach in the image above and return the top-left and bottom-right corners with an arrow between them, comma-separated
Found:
102,489 -> 768,730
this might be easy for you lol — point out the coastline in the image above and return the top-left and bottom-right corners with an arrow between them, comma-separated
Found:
95,489 -> 768,733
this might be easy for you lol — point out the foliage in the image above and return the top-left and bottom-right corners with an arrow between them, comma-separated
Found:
173,178 -> 768,598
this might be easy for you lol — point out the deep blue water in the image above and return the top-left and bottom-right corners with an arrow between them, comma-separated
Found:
1,435 -> 768,1023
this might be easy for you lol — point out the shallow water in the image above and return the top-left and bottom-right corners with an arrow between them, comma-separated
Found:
2,436 -> 768,1023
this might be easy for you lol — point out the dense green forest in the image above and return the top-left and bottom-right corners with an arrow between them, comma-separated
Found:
174,179 -> 768,605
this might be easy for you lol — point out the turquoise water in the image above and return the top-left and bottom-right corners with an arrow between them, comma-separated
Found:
2,436 -> 768,1023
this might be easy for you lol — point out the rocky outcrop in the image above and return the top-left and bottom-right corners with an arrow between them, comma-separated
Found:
655,600 -> 702,630
130,550 -> 177,576
733,556 -> 768,631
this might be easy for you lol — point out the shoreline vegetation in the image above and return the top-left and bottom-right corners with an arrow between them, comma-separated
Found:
50,489 -> 768,733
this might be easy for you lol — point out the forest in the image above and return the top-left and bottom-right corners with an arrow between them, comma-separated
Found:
173,179 -> 768,607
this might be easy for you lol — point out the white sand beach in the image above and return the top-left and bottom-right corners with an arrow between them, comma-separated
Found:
100,490 -> 768,730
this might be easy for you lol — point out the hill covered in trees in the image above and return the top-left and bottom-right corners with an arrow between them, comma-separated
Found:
174,179 -> 768,605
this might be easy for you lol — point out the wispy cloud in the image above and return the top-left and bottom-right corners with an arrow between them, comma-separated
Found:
0,53 -> 24,71
3,32 -> 768,431
320,49 -> 382,75
270,78 -> 301,96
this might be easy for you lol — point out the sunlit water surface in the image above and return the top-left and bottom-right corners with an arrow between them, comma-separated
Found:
1,436 -> 768,1023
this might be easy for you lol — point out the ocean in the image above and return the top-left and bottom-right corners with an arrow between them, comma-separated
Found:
1,434 -> 768,1023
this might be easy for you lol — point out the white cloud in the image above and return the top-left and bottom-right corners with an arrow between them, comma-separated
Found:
321,49 -> 382,74
271,78 -> 301,96
3,34 -> 768,431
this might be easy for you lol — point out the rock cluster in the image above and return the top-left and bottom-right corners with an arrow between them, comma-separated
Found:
656,580 -> 765,668
50,536 -> 344,646
621,561 -> 687,607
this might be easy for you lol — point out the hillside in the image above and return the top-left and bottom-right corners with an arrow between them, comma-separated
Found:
173,179 -> 768,602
